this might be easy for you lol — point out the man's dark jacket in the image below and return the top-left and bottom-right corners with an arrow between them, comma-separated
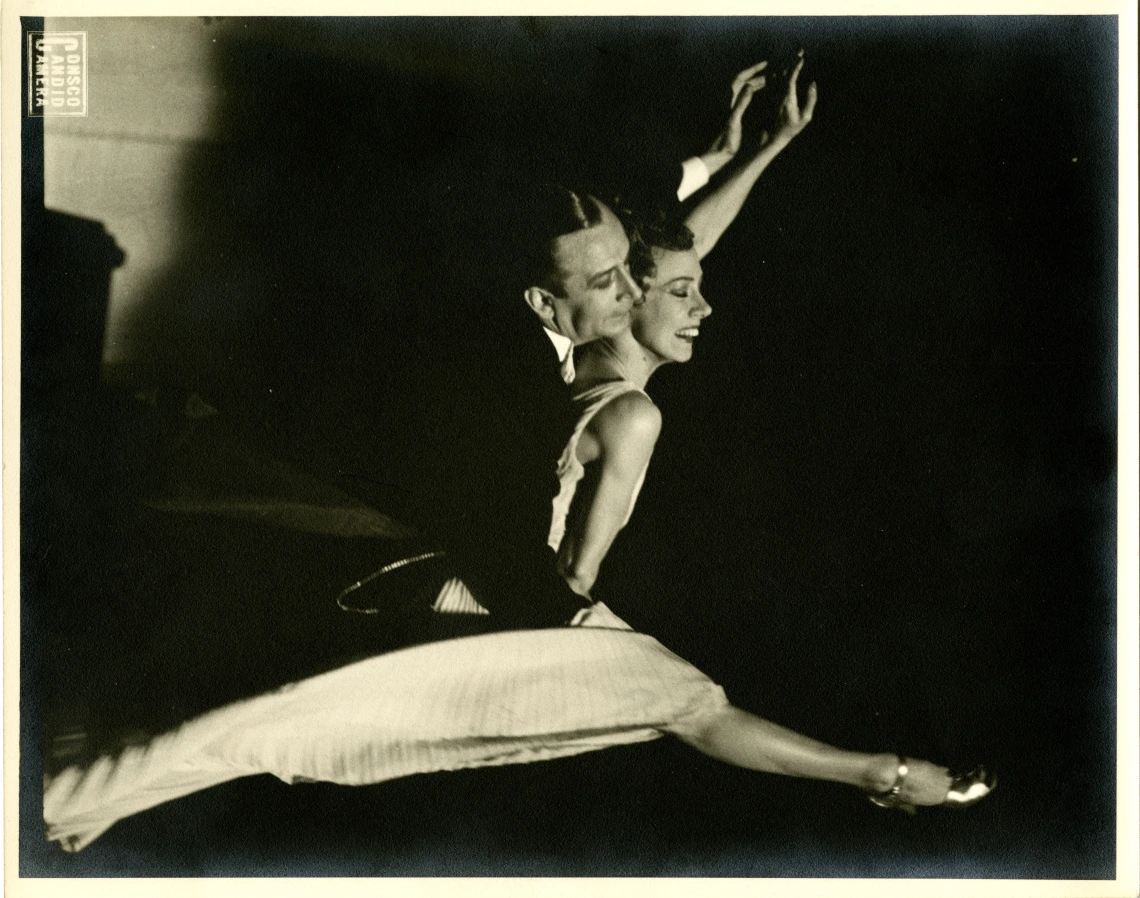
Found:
409,301 -> 588,629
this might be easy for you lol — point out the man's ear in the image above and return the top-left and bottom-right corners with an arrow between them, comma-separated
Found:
523,287 -> 557,327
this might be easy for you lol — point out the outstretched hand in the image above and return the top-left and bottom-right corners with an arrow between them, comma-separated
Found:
766,51 -> 817,148
700,61 -> 769,178
684,53 -> 818,258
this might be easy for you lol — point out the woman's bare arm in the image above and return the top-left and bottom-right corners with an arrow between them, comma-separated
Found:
686,53 -> 818,260
557,393 -> 662,599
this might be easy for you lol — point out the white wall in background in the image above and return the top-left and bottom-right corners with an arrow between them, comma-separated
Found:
44,17 -> 229,364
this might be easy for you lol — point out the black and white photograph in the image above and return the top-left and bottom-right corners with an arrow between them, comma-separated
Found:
5,7 -> 1137,892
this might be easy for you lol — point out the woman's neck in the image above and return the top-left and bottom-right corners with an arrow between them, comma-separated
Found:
575,329 -> 666,392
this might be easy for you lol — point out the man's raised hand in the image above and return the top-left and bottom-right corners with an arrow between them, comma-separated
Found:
700,61 -> 769,178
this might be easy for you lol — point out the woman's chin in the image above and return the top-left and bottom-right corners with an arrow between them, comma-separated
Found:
641,339 -> 693,365
671,343 -> 696,363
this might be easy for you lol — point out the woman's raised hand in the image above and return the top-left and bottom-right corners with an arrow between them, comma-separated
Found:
768,51 -> 817,148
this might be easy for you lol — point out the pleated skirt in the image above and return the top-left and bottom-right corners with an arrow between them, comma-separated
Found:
44,624 -> 729,852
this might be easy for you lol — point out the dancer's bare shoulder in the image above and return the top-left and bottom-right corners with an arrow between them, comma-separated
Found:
586,391 -> 662,467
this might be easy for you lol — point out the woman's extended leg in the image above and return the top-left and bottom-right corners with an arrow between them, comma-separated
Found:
675,705 -> 956,806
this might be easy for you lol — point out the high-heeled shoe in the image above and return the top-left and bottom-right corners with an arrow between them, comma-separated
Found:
868,755 -> 997,814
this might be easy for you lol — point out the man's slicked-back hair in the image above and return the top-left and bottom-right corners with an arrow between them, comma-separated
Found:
511,183 -> 607,296
613,203 -> 695,287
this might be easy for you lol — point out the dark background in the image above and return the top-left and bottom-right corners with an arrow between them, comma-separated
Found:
21,16 -> 1118,878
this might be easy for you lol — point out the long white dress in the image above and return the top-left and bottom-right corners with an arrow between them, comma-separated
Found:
43,379 -> 729,852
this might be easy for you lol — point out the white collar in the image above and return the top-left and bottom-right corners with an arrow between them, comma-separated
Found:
543,327 -> 573,364
543,327 -> 576,383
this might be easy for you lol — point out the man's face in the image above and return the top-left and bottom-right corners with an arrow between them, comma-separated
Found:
546,204 -> 640,346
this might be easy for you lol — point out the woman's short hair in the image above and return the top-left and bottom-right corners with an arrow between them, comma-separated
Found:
617,205 -> 695,286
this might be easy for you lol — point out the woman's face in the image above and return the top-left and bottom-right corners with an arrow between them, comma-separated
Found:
630,247 -> 711,364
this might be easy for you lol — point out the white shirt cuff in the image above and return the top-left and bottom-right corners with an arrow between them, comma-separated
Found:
676,156 -> 711,202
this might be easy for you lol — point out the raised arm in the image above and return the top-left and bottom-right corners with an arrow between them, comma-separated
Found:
685,53 -> 818,259
557,393 -> 662,600
695,61 -> 770,182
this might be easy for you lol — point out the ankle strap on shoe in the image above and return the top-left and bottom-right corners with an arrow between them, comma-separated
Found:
887,755 -> 909,797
